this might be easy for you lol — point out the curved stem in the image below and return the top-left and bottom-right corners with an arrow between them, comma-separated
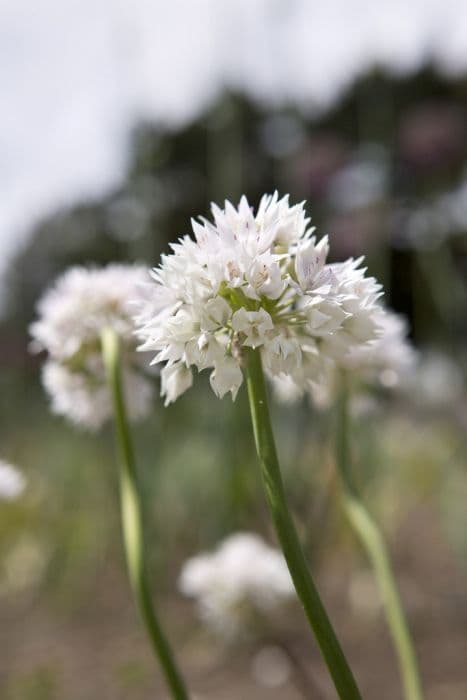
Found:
101,327 -> 189,700
245,348 -> 362,700
336,374 -> 423,700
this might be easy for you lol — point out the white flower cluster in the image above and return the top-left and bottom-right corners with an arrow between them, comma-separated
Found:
0,460 -> 26,500
136,193 -> 383,405
31,265 -> 154,430
179,533 -> 294,639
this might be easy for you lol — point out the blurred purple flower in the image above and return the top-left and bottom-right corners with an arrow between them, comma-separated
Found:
288,135 -> 349,198
398,102 -> 465,171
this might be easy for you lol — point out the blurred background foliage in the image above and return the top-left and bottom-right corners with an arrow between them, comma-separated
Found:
1,67 -> 467,699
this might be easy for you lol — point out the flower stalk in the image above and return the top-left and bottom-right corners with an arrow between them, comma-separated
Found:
101,327 -> 189,700
336,372 -> 423,700
245,347 -> 362,700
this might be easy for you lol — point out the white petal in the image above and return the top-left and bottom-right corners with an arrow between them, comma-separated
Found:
160,363 -> 193,405
209,358 -> 243,400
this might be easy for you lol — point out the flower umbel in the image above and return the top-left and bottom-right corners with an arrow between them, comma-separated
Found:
135,193 -> 382,404
31,264 -> 154,430
179,533 -> 294,640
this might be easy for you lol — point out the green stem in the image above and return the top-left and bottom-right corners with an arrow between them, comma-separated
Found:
101,328 -> 189,700
245,348 -> 362,700
336,374 -> 423,700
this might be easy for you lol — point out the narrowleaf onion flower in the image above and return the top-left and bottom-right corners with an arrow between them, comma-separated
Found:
0,460 -> 26,501
30,265 -> 154,430
179,533 -> 294,640
135,192 -> 382,406
135,193 -> 375,699
31,264 -> 188,700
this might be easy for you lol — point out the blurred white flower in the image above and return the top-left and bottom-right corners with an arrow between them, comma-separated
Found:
0,460 -> 26,500
408,350 -> 465,407
341,308 -> 416,387
42,360 -> 153,431
30,264 -> 149,360
136,193 -> 382,404
179,532 -> 294,639
31,264 -> 154,430
273,306 -> 415,405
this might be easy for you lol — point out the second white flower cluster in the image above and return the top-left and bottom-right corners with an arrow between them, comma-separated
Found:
30,265 -> 154,430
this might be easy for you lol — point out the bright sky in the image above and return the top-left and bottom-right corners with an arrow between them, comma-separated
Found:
1,0 -> 467,310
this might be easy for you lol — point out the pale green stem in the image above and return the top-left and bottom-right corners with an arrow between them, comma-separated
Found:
336,373 -> 423,700
101,327 -> 189,700
245,348 -> 362,700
